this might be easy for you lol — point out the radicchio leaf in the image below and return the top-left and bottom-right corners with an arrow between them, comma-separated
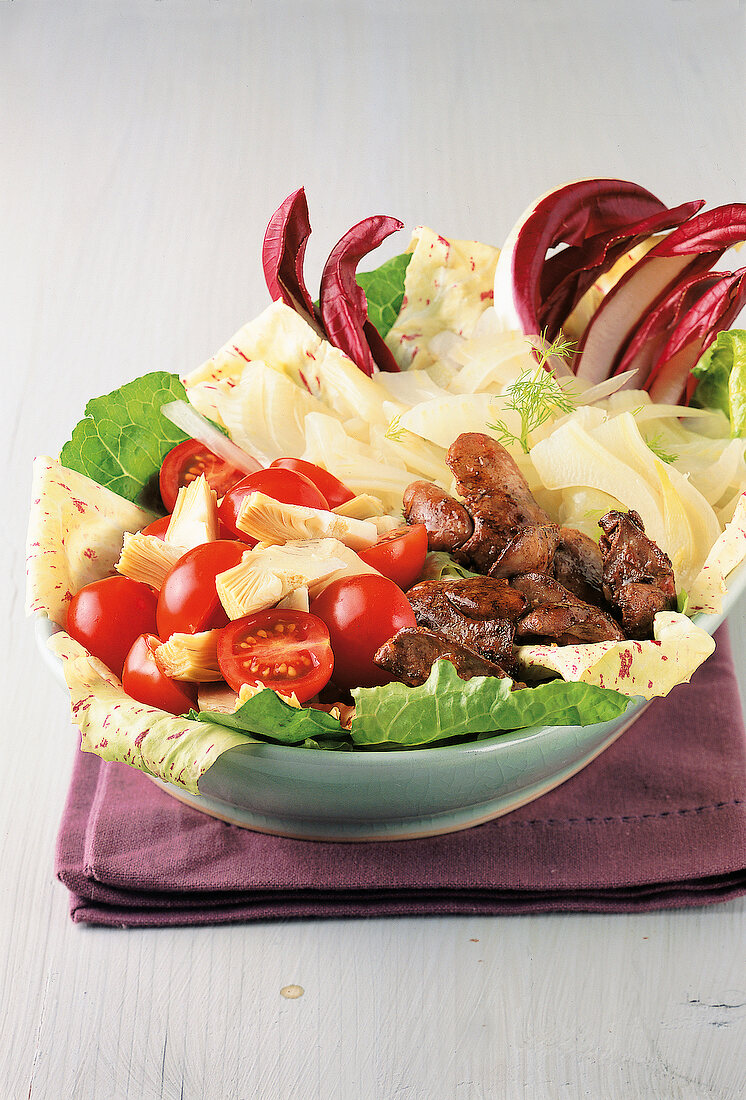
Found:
574,203 -> 746,384
644,267 -> 746,405
494,178 -> 670,335
319,215 -> 404,376
539,199 -> 703,339
262,187 -> 323,334
612,270 -> 722,389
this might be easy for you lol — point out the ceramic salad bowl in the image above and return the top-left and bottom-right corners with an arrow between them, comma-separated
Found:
29,179 -> 746,840
36,565 -> 743,841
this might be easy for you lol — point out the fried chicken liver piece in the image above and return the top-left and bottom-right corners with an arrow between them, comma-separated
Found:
402,480 -> 473,552
442,576 -> 527,621
511,573 -> 626,646
552,526 -> 605,606
488,523 -> 561,579
598,510 -> 676,639
406,577 -> 525,667
445,433 -> 553,572
374,627 -> 518,688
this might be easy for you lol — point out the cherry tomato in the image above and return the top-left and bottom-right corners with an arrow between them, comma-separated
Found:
156,540 -> 246,639
310,574 -> 416,690
141,514 -> 172,539
217,610 -> 334,703
66,576 -> 158,678
358,524 -> 428,589
270,458 -> 354,509
122,633 -> 198,715
218,467 -> 329,542
159,438 -> 254,512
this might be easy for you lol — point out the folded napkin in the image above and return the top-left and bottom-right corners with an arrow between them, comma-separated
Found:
56,626 -> 746,927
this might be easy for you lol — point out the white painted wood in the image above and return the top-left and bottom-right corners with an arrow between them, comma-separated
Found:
2,2 -> 746,1097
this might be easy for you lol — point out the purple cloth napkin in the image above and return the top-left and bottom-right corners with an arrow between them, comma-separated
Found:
56,626 -> 746,927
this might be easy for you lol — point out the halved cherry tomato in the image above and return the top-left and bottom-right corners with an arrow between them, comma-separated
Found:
66,576 -> 158,678
270,458 -> 354,509
159,438 -> 254,512
156,540 -> 246,639
141,514 -> 172,539
358,524 -> 428,589
218,467 -> 329,542
122,633 -> 198,715
217,610 -> 334,703
310,574 -> 416,690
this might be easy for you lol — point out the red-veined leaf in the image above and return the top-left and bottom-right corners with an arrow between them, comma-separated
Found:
319,215 -> 403,375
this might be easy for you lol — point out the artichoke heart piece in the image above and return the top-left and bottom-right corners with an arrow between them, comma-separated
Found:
116,532 -> 188,590
370,515 -> 403,537
332,493 -> 386,519
236,491 -> 379,550
277,585 -> 310,612
309,540 -> 381,596
166,474 -> 219,549
215,540 -> 350,619
155,630 -> 222,682
332,494 -> 402,536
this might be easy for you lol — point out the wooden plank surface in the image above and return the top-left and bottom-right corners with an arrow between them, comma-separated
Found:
2,2 -> 746,1097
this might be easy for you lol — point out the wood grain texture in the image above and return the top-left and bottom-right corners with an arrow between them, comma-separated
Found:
2,2 -> 746,1097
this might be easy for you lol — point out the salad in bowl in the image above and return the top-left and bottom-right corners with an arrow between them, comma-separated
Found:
26,178 -> 746,837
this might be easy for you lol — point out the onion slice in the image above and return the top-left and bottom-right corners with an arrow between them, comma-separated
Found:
161,400 -> 263,474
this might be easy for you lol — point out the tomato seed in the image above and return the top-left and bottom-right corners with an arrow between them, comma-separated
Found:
287,667 -> 297,677
276,623 -> 285,633
257,630 -> 268,638
277,662 -> 287,674
286,623 -> 297,632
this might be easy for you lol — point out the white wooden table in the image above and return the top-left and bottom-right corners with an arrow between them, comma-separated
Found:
3,3 -> 746,1096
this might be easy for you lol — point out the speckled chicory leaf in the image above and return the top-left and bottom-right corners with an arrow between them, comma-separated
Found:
350,660 -> 631,747
60,371 -> 188,509
50,631 -> 257,795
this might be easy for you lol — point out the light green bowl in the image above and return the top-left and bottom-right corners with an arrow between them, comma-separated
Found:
37,567 -> 744,841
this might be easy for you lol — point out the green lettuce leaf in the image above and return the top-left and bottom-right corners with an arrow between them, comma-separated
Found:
301,737 -> 353,751
419,551 -> 481,583
60,371 -> 188,509
691,330 -> 746,436
193,657 -> 631,751
356,252 -> 411,338
193,690 -> 345,745
350,660 -> 631,747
